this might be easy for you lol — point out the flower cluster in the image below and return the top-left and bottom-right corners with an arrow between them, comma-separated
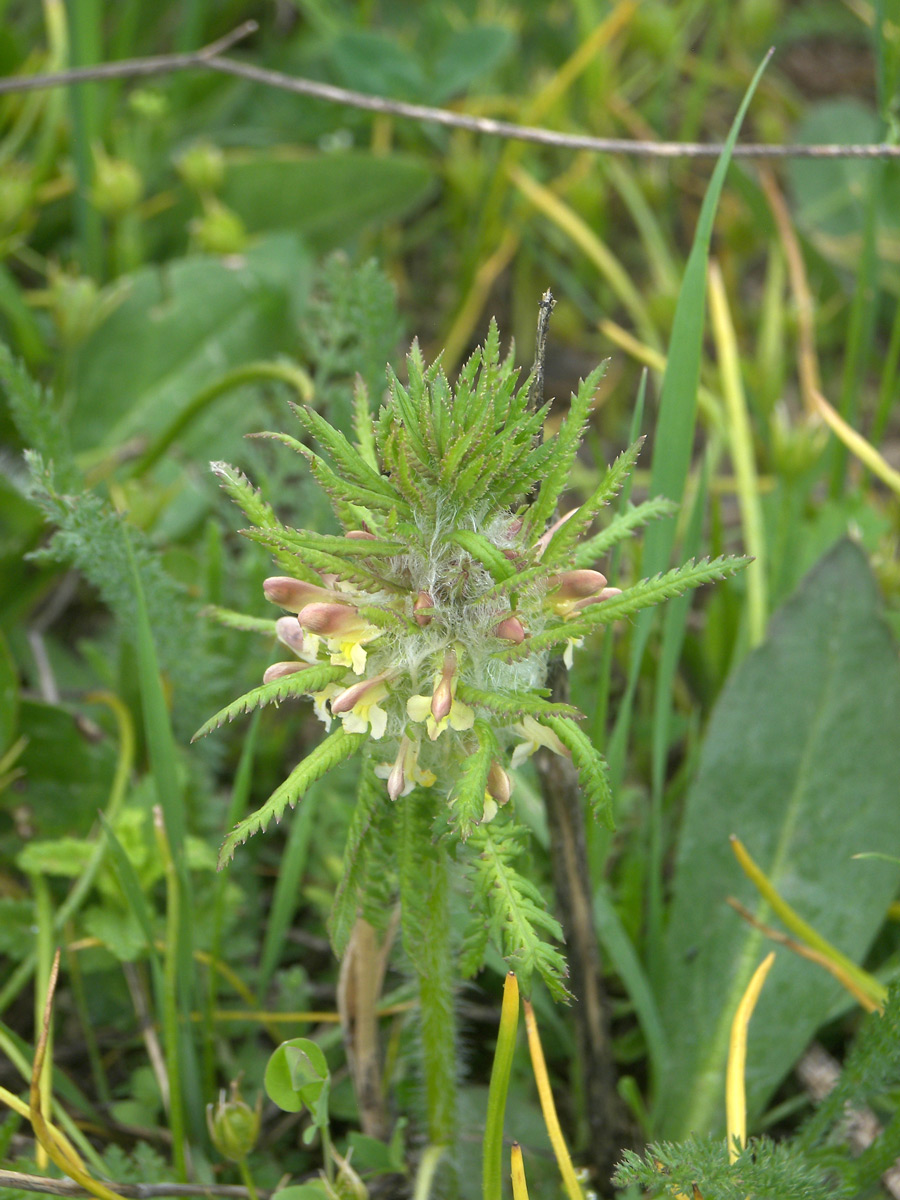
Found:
260,550 -> 619,820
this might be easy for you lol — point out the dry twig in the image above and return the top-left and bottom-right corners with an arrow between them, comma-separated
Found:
1,21 -> 899,160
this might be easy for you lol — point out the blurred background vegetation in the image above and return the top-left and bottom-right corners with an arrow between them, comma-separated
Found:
1,1 -> 900,1197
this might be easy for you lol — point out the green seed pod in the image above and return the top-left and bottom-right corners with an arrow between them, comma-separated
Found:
190,198 -> 247,255
91,146 -> 143,217
175,140 -> 225,194
206,1083 -> 261,1162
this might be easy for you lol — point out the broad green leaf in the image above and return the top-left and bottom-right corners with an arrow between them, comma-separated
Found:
70,235 -> 312,452
264,1037 -> 330,1116
657,540 -> 900,1136
222,152 -> 435,249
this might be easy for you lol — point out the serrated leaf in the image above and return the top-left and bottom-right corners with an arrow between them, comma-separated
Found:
569,556 -> 751,632
450,722 -> 497,840
219,729 -> 367,866
328,759 -> 389,955
537,716 -> 613,827
523,364 -> 606,538
192,665 -> 349,741
541,438 -> 644,564
573,496 -> 678,568
444,529 -> 516,583
291,402 -> 399,500
211,461 -> 280,530
456,682 -> 580,721
201,605 -> 279,635
467,821 -> 571,1001
242,527 -> 397,592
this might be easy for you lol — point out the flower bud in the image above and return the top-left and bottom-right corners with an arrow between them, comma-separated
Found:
345,529 -> 376,540
387,740 -> 408,800
206,1084 -> 261,1163
263,661 -> 310,684
550,570 -> 608,600
298,601 -> 360,635
494,616 -> 526,643
189,198 -> 246,255
175,140 -> 225,194
431,651 -> 457,723
264,576 -> 338,611
91,147 -> 142,217
275,615 -> 306,654
413,591 -> 434,626
331,672 -> 389,715
487,761 -> 512,806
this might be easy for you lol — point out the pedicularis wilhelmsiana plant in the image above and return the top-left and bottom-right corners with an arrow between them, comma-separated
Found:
195,319 -> 746,1004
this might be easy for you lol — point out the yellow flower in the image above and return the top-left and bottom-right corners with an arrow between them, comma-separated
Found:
331,675 -> 391,739
406,690 -> 474,741
510,715 -> 568,769
375,735 -> 437,798
297,602 -> 382,675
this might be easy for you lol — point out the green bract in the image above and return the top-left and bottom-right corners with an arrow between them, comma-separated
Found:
200,321 -> 747,997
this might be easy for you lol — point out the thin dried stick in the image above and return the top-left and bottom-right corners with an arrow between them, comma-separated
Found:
1,23 -> 900,160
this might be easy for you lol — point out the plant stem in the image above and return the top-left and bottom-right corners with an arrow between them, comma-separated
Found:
398,791 -> 457,1186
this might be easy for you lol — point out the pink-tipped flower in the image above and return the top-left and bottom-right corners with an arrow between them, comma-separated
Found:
330,672 -> 391,739
487,761 -> 512,806
550,569 -> 608,599
494,615 -> 526,643
345,530 -> 376,540
548,570 -> 613,617
275,615 -> 306,655
375,735 -> 437,799
264,576 -> 339,611
413,590 -> 434,627
298,602 -> 360,635
262,661 -> 310,684
330,671 -> 390,715
298,602 -> 382,675
431,651 -> 457,723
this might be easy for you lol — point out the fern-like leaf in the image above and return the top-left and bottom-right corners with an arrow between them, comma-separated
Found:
192,665 -> 348,741
218,729 -> 367,866
541,438 -> 644,565
456,682 -> 579,720
466,821 -> 571,1000
537,715 -> 613,826
329,757 -> 393,955
573,496 -> 678,568
450,721 -> 497,840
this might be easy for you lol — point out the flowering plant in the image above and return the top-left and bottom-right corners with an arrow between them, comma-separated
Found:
195,317 -> 745,1002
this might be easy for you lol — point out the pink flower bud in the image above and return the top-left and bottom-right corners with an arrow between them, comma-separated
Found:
487,761 -> 512,806
264,576 -> 336,611
413,591 -> 434,626
297,601 -> 357,635
345,530 -> 376,540
275,616 -> 306,654
263,661 -> 310,684
330,672 -> 390,715
550,570 -> 608,600
494,616 -> 526,643
431,650 -> 457,723
387,745 -> 407,800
